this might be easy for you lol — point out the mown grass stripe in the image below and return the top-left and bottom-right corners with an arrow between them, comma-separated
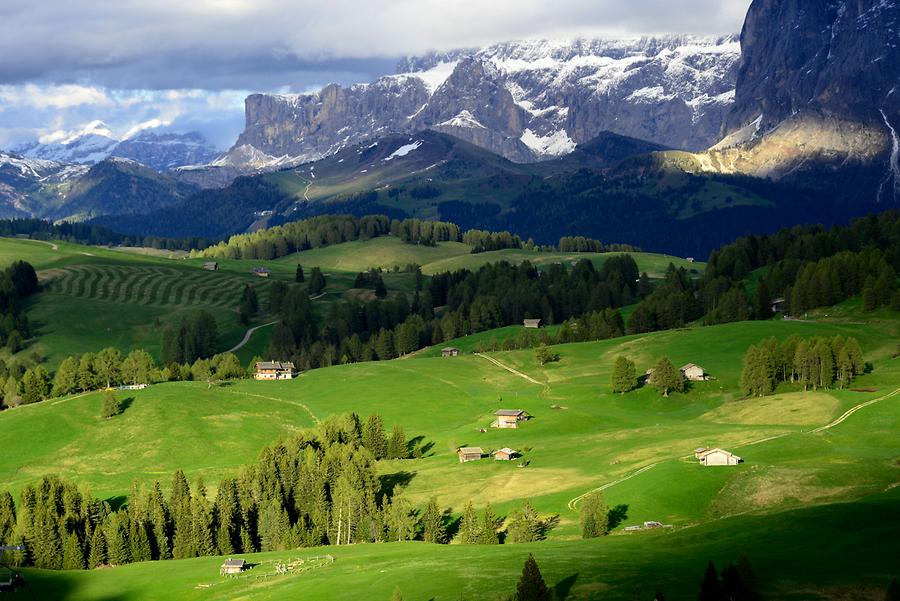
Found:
113,269 -> 146,303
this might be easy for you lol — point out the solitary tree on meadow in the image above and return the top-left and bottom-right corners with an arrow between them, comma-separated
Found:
580,491 -> 609,538
535,344 -> 559,366
652,357 -> 684,397
101,391 -> 121,419
516,554 -> 551,601
611,355 -> 637,394
295,264 -> 305,283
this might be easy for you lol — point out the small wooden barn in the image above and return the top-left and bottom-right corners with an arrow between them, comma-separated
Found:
441,347 -> 461,357
493,447 -> 518,461
203,261 -> 218,271
523,318 -> 542,329
697,448 -> 741,466
493,409 -> 529,429
220,558 -> 246,575
251,267 -> 270,278
457,447 -> 484,463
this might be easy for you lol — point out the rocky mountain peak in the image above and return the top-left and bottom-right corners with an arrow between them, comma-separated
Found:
224,34 -> 741,176
729,0 -> 899,132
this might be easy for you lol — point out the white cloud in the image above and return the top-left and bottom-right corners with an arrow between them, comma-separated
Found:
0,84 -> 111,109
122,118 -> 172,140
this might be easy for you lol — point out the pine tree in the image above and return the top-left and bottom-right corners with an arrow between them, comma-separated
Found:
295,264 -> 305,283
88,527 -> 107,568
516,554 -> 551,601
697,561 -> 721,601
309,267 -> 326,295
107,515 -> 131,566
101,391 -> 121,419
374,276 -> 387,299
387,424 -> 407,459
507,501 -> 543,543
62,532 -> 85,570
148,482 -> 171,560
21,366 -> 50,404
652,357 -> 684,397
362,413 -> 388,459
611,355 -> 637,394
580,491 -> 609,538
129,520 -> 152,563
421,498 -> 444,543
863,275 -> 877,311
754,280 -> 773,320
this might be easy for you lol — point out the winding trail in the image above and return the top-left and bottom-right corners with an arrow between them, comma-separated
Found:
567,463 -> 659,511
225,321 -> 277,353
475,353 -> 542,385
219,388 -> 320,424
811,386 -> 900,433
19,238 -> 58,251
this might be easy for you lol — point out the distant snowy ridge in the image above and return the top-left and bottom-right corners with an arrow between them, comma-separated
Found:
228,34 -> 740,175
12,128 -> 219,171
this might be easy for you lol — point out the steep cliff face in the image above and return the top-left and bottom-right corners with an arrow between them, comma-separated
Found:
728,0 -> 899,131
697,0 -> 900,201
232,35 -> 740,167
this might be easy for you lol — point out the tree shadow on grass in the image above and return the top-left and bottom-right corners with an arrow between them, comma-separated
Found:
407,435 -> 435,458
378,471 -> 415,503
607,504 -> 629,531
105,495 -> 128,512
442,508 -> 461,541
119,397 -> 135,414
555,573 -> 579,601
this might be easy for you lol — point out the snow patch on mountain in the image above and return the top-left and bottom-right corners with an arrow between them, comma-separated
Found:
520,129 -> 576,156
438,110 -> 487,129
409,62 -> 458,93
384,140 -> 424,161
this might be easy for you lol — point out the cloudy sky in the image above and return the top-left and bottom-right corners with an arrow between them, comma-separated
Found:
0,0 -> 751,150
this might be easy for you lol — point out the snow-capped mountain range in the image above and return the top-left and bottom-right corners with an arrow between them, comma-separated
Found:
228,35 -> 740,169
13,122 -> 219,172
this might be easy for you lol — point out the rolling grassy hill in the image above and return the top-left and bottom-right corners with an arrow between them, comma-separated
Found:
3,305 -> 899,599
0,235 -> 700,368
273,236 -> 703,276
